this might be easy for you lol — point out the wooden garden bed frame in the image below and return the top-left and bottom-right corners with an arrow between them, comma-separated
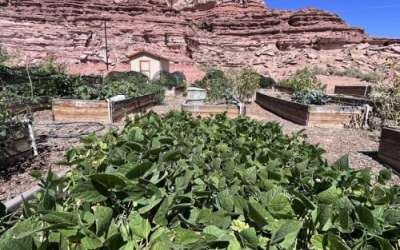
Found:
255,91 -> 362,127
379,127 -> 400,171
334,85 -> 371,97
10,96 -> 51,113
2,123 -> 33,166
52,94 -> 156,123
181,103 -> 242,118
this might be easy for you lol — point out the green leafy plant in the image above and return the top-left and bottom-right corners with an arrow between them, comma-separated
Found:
153,71 -> 185,90
259,76 -> 276,89
1,112 -> 400,249
194,69 -> 234,103
292,90 -> 330,105
231,68 -> 262,103
279,68 -> 323,92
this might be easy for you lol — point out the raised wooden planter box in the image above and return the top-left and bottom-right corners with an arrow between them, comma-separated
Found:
256,92 -> 362,127
10,96 -> 51,113
1,123 -> 32,166
379,127 -> 400,171
181,103 -> 241,118
52,94 -> 156,123
334,85 -> 371,97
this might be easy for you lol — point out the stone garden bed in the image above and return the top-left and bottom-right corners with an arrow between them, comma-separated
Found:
379,127 -> 400,171
52,94 -> 156,123
256,90 -> 363,127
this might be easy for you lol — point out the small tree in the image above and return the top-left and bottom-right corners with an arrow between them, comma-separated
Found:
232,68 -> 262,103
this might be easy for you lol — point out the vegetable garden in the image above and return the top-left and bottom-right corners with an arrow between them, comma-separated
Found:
1,112 -> 399,249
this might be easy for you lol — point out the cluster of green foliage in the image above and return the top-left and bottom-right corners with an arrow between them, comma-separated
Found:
194,68 -> 268,103
231,68 -> 264,103
292,90 -> 330,105
194,69 -> 235,103
72,71 -> 165,103
1,112 -> 400,249
0,62 -> 80,103
152,71 -> 186,90
279,68 -> 323,92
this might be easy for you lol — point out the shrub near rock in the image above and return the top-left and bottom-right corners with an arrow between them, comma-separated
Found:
1,112 -> 400,249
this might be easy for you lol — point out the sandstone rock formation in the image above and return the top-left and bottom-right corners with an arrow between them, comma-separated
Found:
0,0 -> 399,81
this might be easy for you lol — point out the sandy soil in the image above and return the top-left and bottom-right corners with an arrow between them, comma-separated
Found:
1,94 -> 397,202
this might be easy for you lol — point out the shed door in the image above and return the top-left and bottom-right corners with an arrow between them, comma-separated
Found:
139,60 -> 151,78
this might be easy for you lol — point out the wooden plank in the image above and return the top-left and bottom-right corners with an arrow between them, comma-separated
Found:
334,85 -> 371,97
378,127 -> 400,171
181,104 -> 240,118
255,92 -> 309,125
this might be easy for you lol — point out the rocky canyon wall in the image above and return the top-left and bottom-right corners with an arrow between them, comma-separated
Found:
0,0 -> 399,81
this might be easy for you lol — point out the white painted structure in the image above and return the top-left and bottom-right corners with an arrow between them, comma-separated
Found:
129,51 -> 170,80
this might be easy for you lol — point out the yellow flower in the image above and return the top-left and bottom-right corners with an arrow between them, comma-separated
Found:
230,219 -> 249,232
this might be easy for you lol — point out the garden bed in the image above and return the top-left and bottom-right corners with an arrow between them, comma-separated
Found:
1,123 -> 32,166
379,127 -> 400,171
52,94 -> 156,123
181,103 -> 241,118
256,91 -> 362,127
9,96 -> 51,113
334,85 -> 371,97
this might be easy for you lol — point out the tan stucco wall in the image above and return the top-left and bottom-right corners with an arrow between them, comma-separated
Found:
130,55 -> 169,80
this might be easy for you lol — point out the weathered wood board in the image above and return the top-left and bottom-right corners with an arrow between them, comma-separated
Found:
52,94 -> 156,123
256,92 -> 309,125
379,127 -> 400,171
256,91 -> 362,127
182,103 -> 241,118
334,85 -> 371,97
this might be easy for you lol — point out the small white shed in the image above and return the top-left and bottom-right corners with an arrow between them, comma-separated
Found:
129,51 -> 170,80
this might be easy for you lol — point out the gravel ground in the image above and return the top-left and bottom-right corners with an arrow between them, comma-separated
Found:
1,95 -> 397,202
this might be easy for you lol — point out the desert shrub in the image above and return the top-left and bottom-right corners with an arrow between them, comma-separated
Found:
232,68 -> 262,102
194,68 -> 234,103
1,112 -> 400,249
370,64 -> 400,127
0,46 -> 7,64
153,71 -> 185,90
279,68 -> 322,92
292,90 -> 329,105
313,66 -> 384,83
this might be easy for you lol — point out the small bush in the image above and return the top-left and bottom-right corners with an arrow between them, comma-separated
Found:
259,76 -> 276,89
292,90 -> 329,105
279,68 -> 322,92
232,68 -> 262,102
370,74 -> 400,127
153,71 -> 185,90
194,68 -> 234,103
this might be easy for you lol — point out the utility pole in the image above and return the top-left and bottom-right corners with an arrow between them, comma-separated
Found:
104,20 -> 109,71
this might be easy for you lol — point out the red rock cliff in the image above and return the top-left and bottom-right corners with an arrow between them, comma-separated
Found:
0,0 -> 399,80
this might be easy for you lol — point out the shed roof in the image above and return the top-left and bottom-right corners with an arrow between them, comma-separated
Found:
127,50 -> 170,62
